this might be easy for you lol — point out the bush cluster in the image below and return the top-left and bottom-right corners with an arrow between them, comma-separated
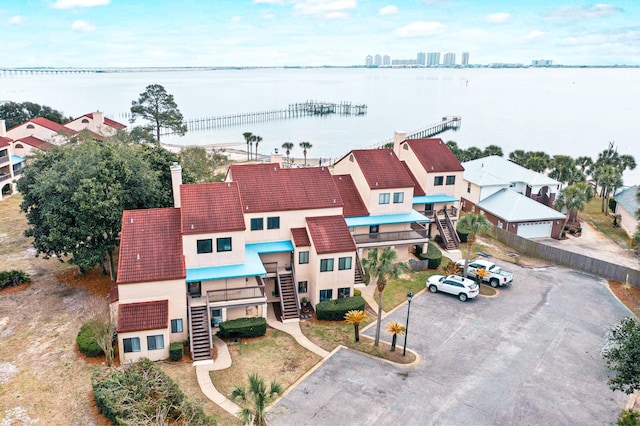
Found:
353,288 -> 362,297
170,341 -> 184,361
456,224 -> 470,243
218,317 -> 267,339
0,270 -> 31,290
416,243 -> 443,269
92,358 -> 215,425
316,296 -> 366,321
76,322 -> 104,358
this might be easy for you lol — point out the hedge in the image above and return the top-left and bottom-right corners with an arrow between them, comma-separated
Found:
316,296 -> 366,321
76,322 -> 104,358
456,223 -> 470,243
417,243 -> 443,269
170,342 -> 184,361
218,317 -> 267,339
0,270 -> 31,290
354,288 -> 362,297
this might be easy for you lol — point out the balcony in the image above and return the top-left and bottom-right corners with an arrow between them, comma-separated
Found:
0,174 -> 10,182
0,155 -> 8,166
353,228 -> 429,247
206,285 -> 266,303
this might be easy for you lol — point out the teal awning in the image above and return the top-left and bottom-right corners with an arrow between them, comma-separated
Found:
246,240 -> 294,254
345,210 -> 429,227
412,194 -> 459,204
11,155 -> 25,165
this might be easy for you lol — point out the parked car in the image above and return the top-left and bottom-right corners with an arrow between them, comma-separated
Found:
456,258 -> 514,288
426,274 -> 479,302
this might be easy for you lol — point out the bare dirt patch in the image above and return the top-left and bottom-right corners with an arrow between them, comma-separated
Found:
609,280 -> 640,317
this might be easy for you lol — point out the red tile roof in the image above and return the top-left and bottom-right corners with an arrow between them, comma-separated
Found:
291,227 -> 311,247
345,149 -> 415,189
401,161 -> 426,196
16,136 -> 53,151
83,113 -> 127,129
117,300 -> 168,333
405,138 -> 464,173
306,215 -> 356,254
117,208 -> 185,284
28,117 -> 76,135
0,137 -> 10,148
180,182 -> 245,234
229,163 -> 343,213
332,174 -> 370,217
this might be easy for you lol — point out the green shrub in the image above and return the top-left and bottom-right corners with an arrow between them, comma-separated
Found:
76,322 -> 104,358
218,317 -> 267,339
417,243 -> 442,269
618,409 -> 640,426
169,342 -> 184,361
456,223 -> 470,243
353,288 -> 362,297
316,296 -> 366,321
0,270 -> 31,290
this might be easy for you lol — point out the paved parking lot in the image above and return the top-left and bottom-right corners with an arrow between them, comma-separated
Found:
267,263 -> 632,425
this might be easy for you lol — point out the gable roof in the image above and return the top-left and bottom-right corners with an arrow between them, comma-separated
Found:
83,113 -> 127,129
463,156 -> 560,188
306,215 -> 356,254
16,136 -> 53,151
615,185 -> 639,216
22,117 -> 76,136
332,174 -> 370,217
401,161 -> 426,196
117,300 -> 168,333
478,188 -> 565,222
229,163 -> 343,213
180,182 -> 245,234
117,208 -> 185,284
404,138 -> 464,173
291,227 -> 311,247
0,137 -> 10,148
344,149 -> 415,189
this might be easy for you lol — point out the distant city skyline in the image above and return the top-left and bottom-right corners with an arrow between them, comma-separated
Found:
2,1 -> 640,67
366,51 -> 470,67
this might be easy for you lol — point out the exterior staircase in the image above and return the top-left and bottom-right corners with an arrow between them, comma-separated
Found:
189,306 -> 212,361
436,216 -> 459,250
354,256 -> 366,285
277,271 -> 300,321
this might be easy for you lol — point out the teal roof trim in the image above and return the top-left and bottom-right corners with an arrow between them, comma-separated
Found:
11,155 -> 25,165
246,240 -> 294,254
186,243 -> 276,282
345,210 -> 429,227
412,194 -> 459,204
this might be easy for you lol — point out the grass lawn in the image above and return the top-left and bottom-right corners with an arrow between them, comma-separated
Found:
381,270 -> 435,312
581,197 -> 632,249
210,329 -> 322,399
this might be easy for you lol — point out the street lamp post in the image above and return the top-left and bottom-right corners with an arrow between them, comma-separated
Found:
403,292 -> 414,356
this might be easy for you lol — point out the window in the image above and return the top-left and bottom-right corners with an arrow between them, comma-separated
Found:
267,217 -> 280,229
320,259 -> 334,272
197,239 -> 212,254
171,319 -> 183,333
467,183 -> 471,193
378,193 -> 390,204
211,309 -> 222,327
446,175 -> 455,185
81,118 -> 90,123
338,257 -> 352,270
123,337 -> 140,353
319,289 -> 333,301
14,144 -> 23,149
299,251 -> 309,264
393,192 -> 404,203
26,124 -> 35,129
298,281 -> 308,293
217,237 -> 232,252
250,218 -> 263,230
188,281 -> 201,298
147,334 -> 164,351
338,287 -> 351,299
434,176 -> 444,186
369,225 -> 379,234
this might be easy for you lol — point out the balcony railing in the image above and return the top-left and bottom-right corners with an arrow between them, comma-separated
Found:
0,155 -> 8,166
206,285 -> 265,303
353,228 -> 429,245
0,174 -> 10,182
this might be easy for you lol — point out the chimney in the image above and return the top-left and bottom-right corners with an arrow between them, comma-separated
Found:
170,162 -> 182,208
93,111 -> 105,127
393,131 -> 407,155
0,120 -> 6,138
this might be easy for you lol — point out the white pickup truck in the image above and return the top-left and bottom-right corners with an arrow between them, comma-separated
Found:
456,258 -> 514,288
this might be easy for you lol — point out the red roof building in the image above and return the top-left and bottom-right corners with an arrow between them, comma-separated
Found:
336,149 -> 415,189
180,182 -> 245,235
306,215 -> 356,254
332,174 -> 370,217
117,300 -> 168,333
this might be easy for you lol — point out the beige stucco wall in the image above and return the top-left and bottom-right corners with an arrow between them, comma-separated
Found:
617,204 -> 639,237
65,114 -> 118,137
182,230 -> 246,268
11,141 -> 40,159
6,124 -> 67,146
244,207 -> 342,244
366,187 -> 413,215
117,328 -> 170,364
307,249 -> 356,306
351,222 -> 411,235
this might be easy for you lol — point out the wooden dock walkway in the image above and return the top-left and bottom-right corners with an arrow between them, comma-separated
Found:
371,116 -> 462,148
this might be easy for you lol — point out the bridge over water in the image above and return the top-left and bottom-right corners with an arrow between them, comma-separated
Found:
371,116 -> 462,148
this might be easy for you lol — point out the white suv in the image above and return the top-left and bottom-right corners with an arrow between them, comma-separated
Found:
426,274 -> 479,302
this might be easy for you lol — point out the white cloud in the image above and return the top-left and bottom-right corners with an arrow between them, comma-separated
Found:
254,0 -> 285,4
544,4 -> 620,22
53,0 -> 109,8
293,0 -> 356,18
379,5 -> 398,16
486,13 -> 510,24
395,21 -> 445,37
71,20 -> 95,31
562,29 -> 640,46
10,16 -> 22,25
524,30 -> 548,41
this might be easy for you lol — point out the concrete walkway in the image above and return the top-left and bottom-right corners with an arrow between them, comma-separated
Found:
194,336 -> 241,416
266,305 -> 330,357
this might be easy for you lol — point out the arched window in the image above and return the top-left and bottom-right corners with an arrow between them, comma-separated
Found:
15,144 -> 24,149
82,118 -> 90,123
26,124 -> 35,129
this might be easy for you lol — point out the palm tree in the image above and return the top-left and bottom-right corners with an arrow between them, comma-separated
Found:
482,144 -> 503,157
385,321 -> 406,351
253,135 -> 262,160
441,260 -> 462,276
242,132 -> 253,162
549,155 -> 577,184
475,267 -> 489,286
457,213 -> 492,277
231,373 -> 282,426
361,248 -> 409,347
554,182 -> 595,234
344,310 -> 366,342
281,142 -> 294,165
299,141 -> 312,166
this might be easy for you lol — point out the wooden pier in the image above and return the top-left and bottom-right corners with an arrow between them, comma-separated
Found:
372,116 -> 462,148
159,100 -> 367,135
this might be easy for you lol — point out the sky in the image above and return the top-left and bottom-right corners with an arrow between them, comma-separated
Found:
2,0 -> 640,67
